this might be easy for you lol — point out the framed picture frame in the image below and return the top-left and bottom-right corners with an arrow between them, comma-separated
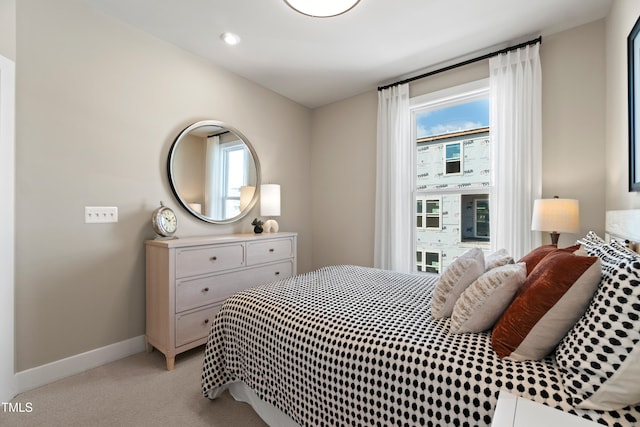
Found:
628,15 -> 640,192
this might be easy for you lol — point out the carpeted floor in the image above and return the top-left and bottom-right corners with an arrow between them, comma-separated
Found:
1,347 -> 268,427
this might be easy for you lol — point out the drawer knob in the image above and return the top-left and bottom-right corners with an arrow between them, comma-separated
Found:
204,319 -> 209,324
275,271 -> 280,276
203,287 -> 209,292
210,256 -> 217,261
269,248 -> 275,253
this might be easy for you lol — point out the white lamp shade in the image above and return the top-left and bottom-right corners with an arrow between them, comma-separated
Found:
531,198 -> 580,233
239,186 -> 255,211
188,203 -> 202,214
261,184 -> 281,217
284,0 -> 360,17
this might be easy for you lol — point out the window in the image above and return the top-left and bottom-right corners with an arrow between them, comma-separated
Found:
220,142 -> 250,218
416,250 -> 441,273
411,79 -> 491,273
417,197 -> 441,229
444,142 -> 462,175
474,199 -> 490,238
461,194 -> 490,242
205,134 -> 253,219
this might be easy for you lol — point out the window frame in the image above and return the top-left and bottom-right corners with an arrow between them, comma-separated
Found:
219,140 -> 251,218
416,249 -> 441,274
411,79 -> 490,273
444,141 -> 463,176
417,196 -> 442,230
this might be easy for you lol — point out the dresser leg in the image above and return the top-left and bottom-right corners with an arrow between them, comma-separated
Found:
145,337 -> 154,353
166,356 -> 175,371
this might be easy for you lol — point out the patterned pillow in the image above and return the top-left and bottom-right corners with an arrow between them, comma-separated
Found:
609,237 -> 639,256
450,262 -> 526,334
492,250 -> 601,360
485,248 -> 514,271
577,230 -> 606,247
432,248 -> 485,319
555,242 -> 640,410
518,244 -> 581,275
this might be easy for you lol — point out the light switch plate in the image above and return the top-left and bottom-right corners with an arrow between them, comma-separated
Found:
85,206 -> 118,223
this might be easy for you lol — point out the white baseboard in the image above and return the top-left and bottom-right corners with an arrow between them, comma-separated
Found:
14,335 -> 146,395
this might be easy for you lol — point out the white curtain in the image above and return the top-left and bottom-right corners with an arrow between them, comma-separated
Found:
374,84 -> 413,272
489,43 -> 542,259
204,135 -> 221,218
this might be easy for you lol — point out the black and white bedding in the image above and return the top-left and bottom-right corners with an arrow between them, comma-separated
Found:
201,264 -> 640,426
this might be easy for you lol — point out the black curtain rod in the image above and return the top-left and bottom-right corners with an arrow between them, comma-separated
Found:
377,36 -> 542,91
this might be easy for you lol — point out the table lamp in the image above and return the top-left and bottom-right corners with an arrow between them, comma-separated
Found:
531,196 -> 580,245
261,184 -> 281,233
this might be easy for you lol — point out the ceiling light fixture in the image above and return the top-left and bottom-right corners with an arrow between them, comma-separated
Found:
220,32 -> 241,46
284,0 -> 361,17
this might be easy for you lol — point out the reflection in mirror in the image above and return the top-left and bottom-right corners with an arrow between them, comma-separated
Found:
168,120 -> 260,224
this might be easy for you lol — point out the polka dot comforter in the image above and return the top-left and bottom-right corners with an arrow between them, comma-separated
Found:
201,265 -> 640,427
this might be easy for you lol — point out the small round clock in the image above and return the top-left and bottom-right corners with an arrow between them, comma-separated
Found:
151,202 -> 177,238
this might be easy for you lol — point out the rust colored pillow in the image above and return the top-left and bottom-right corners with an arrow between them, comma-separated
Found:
491,250 -> 601,360
517,244 -> 581,275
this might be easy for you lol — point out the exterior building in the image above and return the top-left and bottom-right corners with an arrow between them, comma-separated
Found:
416,127 -> 491,273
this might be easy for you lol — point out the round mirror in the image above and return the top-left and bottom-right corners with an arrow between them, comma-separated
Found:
168,120 -> 261,224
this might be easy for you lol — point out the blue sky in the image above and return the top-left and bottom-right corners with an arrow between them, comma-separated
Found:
416,99 -> 489,138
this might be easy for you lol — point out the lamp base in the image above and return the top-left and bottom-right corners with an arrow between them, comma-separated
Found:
264,219 -> 279,233
549,232 -> 560,246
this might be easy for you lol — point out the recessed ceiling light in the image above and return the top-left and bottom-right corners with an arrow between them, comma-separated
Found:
284,0 -> 361,18
220,32 -> 241,46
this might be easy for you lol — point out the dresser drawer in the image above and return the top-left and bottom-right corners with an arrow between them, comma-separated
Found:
249,260 -> 295,285
175,305 -> 220,347
246,238 -> 294,265
176,243 -> 244,278
175,275 -> 224,313
175,260 -> 295,312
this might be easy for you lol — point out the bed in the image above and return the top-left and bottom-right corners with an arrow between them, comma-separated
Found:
202,212 -> 640,426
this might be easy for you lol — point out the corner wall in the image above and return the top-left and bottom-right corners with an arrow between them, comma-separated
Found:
541,20 -> 607,246
15,0 -> 312,372
310,21 -> 608,269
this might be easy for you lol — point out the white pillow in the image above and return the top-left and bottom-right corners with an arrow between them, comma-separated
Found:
484,248 -> 514,271
431,248 -> 485,319
450,262 -> 526,334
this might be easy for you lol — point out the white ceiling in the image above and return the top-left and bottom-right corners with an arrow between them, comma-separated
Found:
83,0 -> 612,109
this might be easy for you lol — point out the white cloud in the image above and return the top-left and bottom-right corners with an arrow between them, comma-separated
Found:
421,121 -> 484,138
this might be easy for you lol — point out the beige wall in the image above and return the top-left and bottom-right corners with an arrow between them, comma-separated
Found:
0,0 -> 16,60
310,91 -> 377,268
606,0 -> 640,209
541,20 -> 607,246
310,21 -> 608,268
15,0 -> 312,371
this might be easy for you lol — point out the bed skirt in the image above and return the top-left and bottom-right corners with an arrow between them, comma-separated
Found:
215,381 -> 300,427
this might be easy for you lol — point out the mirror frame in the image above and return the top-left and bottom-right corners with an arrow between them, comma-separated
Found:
167,120 -> 261,224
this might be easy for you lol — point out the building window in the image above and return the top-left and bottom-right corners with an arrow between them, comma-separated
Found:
461,194 -> 490,242
474,198 -> 490,238
444,142 -> 462,175
417,250 -> 440,273
417,197 -> 442,229
411,79 -> 491,273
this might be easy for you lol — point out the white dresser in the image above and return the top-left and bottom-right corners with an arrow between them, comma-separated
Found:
145,232 -> 297,370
